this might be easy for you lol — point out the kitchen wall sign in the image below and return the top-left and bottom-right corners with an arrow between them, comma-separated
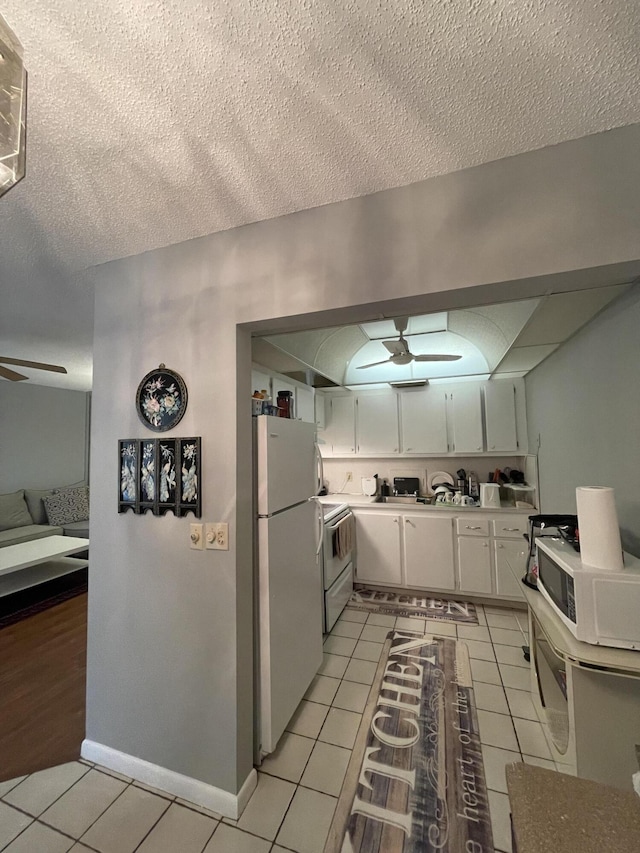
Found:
136,364 -> 188,432
119,437 -> 201,517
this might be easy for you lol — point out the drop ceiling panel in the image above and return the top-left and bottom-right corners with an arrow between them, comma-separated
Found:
514,285 -> 630,346
495,344 -> 559,373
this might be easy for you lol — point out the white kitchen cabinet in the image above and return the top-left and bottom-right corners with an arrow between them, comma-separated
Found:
457,536 -> 493,594
356,393 -> 400,455
353,509 -> 454,592
399,388 -> 448,454
446,384 -> 483,453
456,513 -> 528,600
491,516 -> 527,600
314,392 -> 326,430
352,506 -> 528,599
485,381 -> 518,452
320,379 -> 530,457
494,540 -> 527,599
324,396 -> 356,454
403,514 -> 455,591
251,367 -> 272,398
251,364 -> 316,423
294,384 -> 315,423
353,511 -> 402,585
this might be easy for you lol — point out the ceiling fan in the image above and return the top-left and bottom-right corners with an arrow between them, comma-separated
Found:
357,317 -> 462,369
0,357 -> 68,382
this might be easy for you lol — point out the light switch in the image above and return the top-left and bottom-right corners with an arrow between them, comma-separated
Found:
190,523 -> 204,550
206,522 -> 229,550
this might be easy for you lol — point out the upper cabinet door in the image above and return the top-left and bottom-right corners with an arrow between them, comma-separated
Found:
399,388 -> 448,454
314,393 -> 326,430
485,381 -> 518,452
447,384 -> 483,453
294,385 -> 315,424
326,396 -> 356,454
356,393 -> 400,455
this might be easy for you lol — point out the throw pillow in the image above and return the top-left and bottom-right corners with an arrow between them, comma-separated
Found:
24,488 -> 55,525
24,482 -> 86,525
43,486 -> 90,526
0,490 -> 34,531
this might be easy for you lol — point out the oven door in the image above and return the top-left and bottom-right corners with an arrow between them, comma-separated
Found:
323,509 -> 354,590
325,562 -> 354,633
530,612 -> 571,758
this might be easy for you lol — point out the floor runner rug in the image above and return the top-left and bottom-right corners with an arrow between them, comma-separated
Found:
0,568 -> 88,629
349,587 -> 479,625
325,632 -> 494,853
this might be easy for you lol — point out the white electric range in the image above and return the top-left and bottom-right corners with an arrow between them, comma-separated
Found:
321,502 -> 354,632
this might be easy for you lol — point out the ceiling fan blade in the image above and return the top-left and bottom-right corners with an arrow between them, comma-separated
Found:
383,339 -> 409,355
0,357 -> 67,374
356,359 -> 393,369
412,354 -> 462,362
393,316 -> 409,334
0,364 -> 28,381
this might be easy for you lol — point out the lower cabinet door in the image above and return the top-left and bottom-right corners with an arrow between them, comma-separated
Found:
457,536 -> 492,594
403,514 -> 455,591
354,511 -> 402,585
494,540 -> 527,600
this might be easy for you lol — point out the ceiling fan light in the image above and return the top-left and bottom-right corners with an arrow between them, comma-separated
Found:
0,13 -> 27,199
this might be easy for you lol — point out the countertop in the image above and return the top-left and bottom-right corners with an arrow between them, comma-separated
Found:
506,763 -> 640,853
318,493 -> 534,513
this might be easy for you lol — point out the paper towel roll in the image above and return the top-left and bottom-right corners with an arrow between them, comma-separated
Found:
576,486 -> 623,571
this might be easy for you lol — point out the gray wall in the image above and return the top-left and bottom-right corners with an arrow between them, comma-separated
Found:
87,125 -> 640,796
0,383 -> 90,492
525,282 -> 640,555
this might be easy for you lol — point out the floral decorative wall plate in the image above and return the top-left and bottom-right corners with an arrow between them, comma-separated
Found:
136,365 -> 187,432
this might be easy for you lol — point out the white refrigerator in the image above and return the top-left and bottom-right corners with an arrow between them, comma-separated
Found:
255,415 -> 323,757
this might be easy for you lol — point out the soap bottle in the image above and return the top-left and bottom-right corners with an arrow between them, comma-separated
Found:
380,479 -> 390,497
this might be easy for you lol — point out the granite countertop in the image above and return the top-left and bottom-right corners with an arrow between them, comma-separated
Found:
506,763 -> 640,853
318,493 -> 534,513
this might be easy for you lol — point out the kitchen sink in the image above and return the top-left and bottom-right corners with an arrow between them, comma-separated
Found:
378,496 -> 434,504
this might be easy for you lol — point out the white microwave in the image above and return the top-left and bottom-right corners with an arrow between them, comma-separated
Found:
536,538 -> 640,650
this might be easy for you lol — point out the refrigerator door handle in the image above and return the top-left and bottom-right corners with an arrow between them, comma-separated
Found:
311,497 -> 323,559
314,441 -> 324,494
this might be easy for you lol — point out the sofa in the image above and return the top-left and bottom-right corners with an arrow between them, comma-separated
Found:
0,484 -> 90,548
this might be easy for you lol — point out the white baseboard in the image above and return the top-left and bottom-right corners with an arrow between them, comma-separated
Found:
81,739 -> 257,820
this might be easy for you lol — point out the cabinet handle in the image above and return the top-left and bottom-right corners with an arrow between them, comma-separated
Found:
393,517 -> 399,524
394,448 -> 398,452
406,447 -> 412,451
498,543 -> 504,549
483,542 -> 489,547
465,525 -> 482,530
405,518 -> 414,526
502,527 -> 520,532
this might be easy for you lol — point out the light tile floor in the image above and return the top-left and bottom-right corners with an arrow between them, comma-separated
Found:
0,603 -> 564,853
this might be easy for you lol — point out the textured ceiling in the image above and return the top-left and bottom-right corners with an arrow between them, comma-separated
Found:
1,1 -> 640,390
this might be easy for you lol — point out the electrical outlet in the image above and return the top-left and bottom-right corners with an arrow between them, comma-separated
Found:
205,522 -> 229,551
189,523 -> 204,550
346,471 -> 353,481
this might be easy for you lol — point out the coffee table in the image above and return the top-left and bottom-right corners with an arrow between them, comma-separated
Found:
0,535 -> 89,598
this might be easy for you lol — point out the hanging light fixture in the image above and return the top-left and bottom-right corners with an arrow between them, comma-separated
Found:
0,13 -> 26,198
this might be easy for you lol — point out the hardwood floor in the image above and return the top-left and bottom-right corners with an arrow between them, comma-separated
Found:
0,592 -> 87,782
